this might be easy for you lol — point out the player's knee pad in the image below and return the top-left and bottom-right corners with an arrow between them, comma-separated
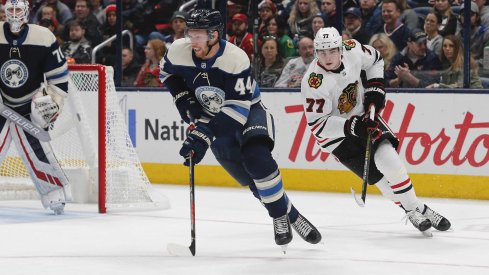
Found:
242,138 -> 278,179
374,141 -> 408,184
211,137 -> 253,186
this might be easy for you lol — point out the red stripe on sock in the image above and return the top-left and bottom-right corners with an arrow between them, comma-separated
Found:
391,178 -> 411,189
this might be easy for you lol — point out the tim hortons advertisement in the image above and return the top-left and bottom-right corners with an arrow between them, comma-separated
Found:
119,92 -> 489,177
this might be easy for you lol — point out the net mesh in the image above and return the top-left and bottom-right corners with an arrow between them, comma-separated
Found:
0,65 -> 168,211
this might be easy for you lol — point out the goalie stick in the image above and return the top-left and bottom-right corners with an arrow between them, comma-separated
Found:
0,101 -> 52,142
167,119 -> 196,256
350,105 -> 375,207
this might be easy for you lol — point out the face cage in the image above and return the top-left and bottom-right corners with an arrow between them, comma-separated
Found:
5,0 -> 29,33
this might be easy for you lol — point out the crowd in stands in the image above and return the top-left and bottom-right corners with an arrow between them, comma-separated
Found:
1,0 -> 487,88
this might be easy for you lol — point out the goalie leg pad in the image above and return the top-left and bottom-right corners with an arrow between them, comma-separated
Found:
0,117 -> 13,159
10,124 -> 72,210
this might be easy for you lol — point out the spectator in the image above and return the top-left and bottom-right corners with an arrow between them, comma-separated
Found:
343,7 -> 371,45
398,0 -> 419,30
319,0 -> 337,27
457,1 -> 489,67
39,18 -> 64,44
97,4 -> 118,66
288,0 -> 320,37
427,35 -> 483,88
360,0 -> 383,33
263,15 -> 296,58
379,0 -> 411,51
386,29 -> 442,88
90,0 -> 105,25
0,5 -> 6,22
134,39 -> 166,87
310,12 -> 326,38
62,0 -> 103,46
433,0 -> 457,36
274,36 -> 314,88
121,47 -> 140,87
164,11 -> 187,46
424,12 -> 443,57
61,20 -> 93,64
369,33 -> 398,70
228,13 -> 254,62
258,0 -> 277,38
33,0 -> 72,25
475,0 -> 489,26
256,36 -> 286,87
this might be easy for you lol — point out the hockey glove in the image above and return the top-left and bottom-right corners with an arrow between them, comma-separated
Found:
174,90 -> 201,124
363,85 -> 385,114
179,124 -> 214,166
344,115 -> 382,142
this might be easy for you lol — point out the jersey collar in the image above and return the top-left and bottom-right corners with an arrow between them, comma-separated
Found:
4,23 -> 29,46
192,39 -> 226,70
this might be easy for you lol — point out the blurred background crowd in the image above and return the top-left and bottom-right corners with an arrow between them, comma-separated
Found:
6,0 -> 488,88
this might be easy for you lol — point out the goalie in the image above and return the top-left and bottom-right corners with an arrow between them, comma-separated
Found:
0,0 -> 71,214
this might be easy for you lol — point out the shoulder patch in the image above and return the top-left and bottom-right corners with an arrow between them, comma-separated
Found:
343,39 -> 356,51
308,72 -> 323,89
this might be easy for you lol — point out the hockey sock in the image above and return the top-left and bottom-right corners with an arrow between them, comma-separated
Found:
374,141 -> 424,211
242,140 -> 289,218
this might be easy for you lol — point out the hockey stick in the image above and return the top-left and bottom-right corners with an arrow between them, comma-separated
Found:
0,101 -> 52,142
350,105 -> 376,207
167,119 -> 196,256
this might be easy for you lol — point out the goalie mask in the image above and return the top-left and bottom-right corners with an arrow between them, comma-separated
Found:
314,27 -> 343,70
5,0 -> 29,33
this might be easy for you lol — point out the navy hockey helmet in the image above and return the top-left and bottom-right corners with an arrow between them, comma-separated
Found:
186,9 -> 224,39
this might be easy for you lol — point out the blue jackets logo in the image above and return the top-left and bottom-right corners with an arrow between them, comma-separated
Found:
195,86 -> 225,114
1,59 -> 28,88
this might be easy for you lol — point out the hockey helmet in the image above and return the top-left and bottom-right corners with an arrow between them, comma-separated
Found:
314,27 -> 342,51
185,9 -> 224,41
5,0 -> 29,33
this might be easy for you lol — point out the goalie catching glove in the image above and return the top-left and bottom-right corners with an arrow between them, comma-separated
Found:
30,83 -> 66,128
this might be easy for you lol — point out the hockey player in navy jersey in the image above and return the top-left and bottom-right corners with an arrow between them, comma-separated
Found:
0,0 -> 72,214
160,9 -> 321,249
301,27 -> 451,235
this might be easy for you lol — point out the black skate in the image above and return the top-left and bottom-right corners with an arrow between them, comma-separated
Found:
405,209 -> 432,235
291,213 -> 322,244
421,204 -> 451,231
273,214 -> 292,249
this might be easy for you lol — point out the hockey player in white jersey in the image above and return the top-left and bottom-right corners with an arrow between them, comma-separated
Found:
160,9 -> 321,249
0,0 -> 72,214
301,27 -> 451,235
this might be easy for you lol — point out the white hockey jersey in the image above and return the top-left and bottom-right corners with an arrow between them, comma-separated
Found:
300,39 -> 384,152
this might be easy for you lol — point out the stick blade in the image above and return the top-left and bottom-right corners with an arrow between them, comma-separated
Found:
167,243 -> 194,256
350,187 -> 365,207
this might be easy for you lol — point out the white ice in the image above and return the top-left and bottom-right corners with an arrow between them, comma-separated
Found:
1,185 -> 488,275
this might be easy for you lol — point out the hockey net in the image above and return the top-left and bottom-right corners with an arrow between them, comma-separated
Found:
0,64 -> 169,213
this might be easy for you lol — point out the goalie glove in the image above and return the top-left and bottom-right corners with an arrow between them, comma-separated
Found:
30,84 -> 65,128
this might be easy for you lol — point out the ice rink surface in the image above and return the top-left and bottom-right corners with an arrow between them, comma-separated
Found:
1,184 -> 488,275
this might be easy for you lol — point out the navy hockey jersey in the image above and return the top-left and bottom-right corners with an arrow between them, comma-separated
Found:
160,38 -> 261,129
0,23 -> 69,108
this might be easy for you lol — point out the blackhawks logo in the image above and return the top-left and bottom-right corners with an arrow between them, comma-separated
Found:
337,81 -> 358,114
343,39 -> 356,51
308,72 -> 323,89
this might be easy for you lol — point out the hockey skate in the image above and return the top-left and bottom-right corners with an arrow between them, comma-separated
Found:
41,188 -> 67,215
404,209 -> 432,237
291,213 -> 322,244
421,204 -> 451,231
273,214 -> 292,252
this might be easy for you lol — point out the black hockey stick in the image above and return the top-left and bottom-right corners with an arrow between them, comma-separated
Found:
350,105 -> 376,207
0,101 -> 52,141
167,119 -> 196,256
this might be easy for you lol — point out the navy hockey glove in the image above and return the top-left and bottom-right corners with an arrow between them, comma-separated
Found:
344,115 -> 382,141
179,125 -> 214,166
364,80 -> 386,114
174,90 -> 201,124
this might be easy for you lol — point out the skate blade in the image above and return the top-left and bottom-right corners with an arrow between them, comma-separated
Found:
421,229 -> 433,238
281,244 -> 288,254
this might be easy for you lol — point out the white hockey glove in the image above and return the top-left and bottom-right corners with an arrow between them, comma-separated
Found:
31,84 -> 66,128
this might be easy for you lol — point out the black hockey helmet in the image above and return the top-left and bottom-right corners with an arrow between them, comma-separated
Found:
186,9 -> 224,39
